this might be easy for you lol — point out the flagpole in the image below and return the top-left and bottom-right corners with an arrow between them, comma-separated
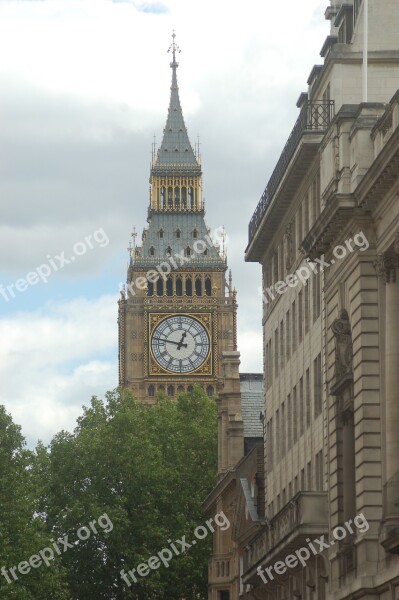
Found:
363,0 -> 369,102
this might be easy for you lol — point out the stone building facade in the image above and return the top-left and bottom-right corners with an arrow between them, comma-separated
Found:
244,1 -> 399,599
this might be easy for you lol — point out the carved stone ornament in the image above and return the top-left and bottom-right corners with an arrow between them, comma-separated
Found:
331,309 -> 353,380
374,253 -> 399,284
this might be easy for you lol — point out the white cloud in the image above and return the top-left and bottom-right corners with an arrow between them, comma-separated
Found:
0,296 -> 118,445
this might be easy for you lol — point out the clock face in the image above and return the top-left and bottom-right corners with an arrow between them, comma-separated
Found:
151,315 -> 210,374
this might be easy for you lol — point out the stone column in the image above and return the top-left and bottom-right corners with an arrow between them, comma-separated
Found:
375,238 -> 399,523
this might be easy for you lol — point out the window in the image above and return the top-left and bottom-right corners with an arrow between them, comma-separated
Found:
274,329 -> 279,377
187,385 -> 193,393
268,417 -> 274,470
176,229 -> 181,238
166,246 -> 172,257
195,277 -> 202,296
168,187 -> 173,207
205,275 -> 212,296
176,276 -> 183,296
281,402 -> 285,458
304,194 -> 309,236
156,278 -> 163,296
299,377 -> 304,436
181,187 -> 187,208
206,385 -> 214,397
313,276 -> 321,321
159,228 -> 164,238
185,246 -> 191,257
305,284 -> 310,334
287,394 -> 292,449
149,246 -> 155,257
286,310 -> 291,361
276,409 -> 280,462
306,368 -> 311,427
160,186 -> 165,208
192,229 -> 198,239
148,385 -> 155,397
166,276 -> 173,296
174,187 -> 180,208
314,354 -> 322,417
354,0 -> 363,24
279,321 -> 284,369
298,291 -> 303,343
147,281 -> 154,296
316,450 -> 323,491
293,386 -> 298,444
167,385 -> 174,397
307,461 -> 312,490
298,205 -> 303,243
292,300 -> 297,354
186,276 -> 192,296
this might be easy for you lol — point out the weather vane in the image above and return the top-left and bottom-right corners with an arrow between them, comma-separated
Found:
167,30 -> 181,64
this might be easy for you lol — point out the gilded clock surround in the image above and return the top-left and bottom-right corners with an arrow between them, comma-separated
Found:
148,312 -> 214,377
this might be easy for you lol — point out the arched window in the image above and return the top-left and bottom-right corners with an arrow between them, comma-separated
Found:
149,246 -> 155,256
187,385 -> 194,393
176,276 -> 183,296
192,229 -> 198,239
168,187 -> 173,208
176,229 -> 181,239
188,186 -> 194,209
204,249 -> 208,256
160,186 -> 165,209
206,385 -> 214,397
166,276 -> 173,296
148,385 -> 155,397
156,278 -> 164,296
185,246 -> 191,257
195,277 -> 202,296
186,276 -> 192,296
205,275 -> 212,296
167,385 -> 174,397
159,229 -> 164,239
177,385 -> 185,394
166,246 -> 172,257
181,187 -> 187,208
174,187 -> 180,208
147,281 -> 154,296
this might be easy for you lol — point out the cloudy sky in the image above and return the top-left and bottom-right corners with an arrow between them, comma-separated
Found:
0,0 -> 329,446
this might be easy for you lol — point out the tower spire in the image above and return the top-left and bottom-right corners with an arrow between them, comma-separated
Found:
152,31 -> 199,172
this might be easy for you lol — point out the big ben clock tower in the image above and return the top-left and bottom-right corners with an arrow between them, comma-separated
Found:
118,34 -> 238,402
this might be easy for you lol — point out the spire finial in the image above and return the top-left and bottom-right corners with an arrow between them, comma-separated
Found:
168,30 -> 180,69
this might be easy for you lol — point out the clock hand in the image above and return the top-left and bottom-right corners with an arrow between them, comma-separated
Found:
155,336 -> 188,348
176,331 -> 187,350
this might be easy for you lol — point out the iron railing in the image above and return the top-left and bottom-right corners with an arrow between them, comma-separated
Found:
248,100 -> 335,244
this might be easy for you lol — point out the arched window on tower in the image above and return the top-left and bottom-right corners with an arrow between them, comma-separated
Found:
174,187 -> 180,209
192,229 -> 198,239
167,385 -> 174,397
176,229 -> 181,239
166,276 -> 173,296
206,385 -> 214,397
205,275 -> 212,296
195,276 -> 202,296
177,384 -> 185,394
160,186 -> 166,209
187,385 -> 194,393
166,246 -> 172,257
186,276 -> 192,296
185,246 -> 191,257
188,186 -> 194,209
156,278 -> 164,296
168,187 -> 173,208
149,246 -> 155,257
176,275 -> 183,296
148,385 -> 155,397
159,229 -> 164,239
181,187 -> 187,208
147,281 -> 154,296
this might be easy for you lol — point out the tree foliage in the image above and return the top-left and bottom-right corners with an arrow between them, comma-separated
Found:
1,386 -> 217,599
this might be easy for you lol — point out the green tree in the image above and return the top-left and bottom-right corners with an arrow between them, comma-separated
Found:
43,386 -> 217,599
0,406 -> 70,600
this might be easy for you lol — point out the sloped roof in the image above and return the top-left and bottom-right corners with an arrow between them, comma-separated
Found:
240,373 -> 264,439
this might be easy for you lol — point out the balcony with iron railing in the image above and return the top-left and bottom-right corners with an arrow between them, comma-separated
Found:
242,491 -> 328,585
246,100 -> 334,258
